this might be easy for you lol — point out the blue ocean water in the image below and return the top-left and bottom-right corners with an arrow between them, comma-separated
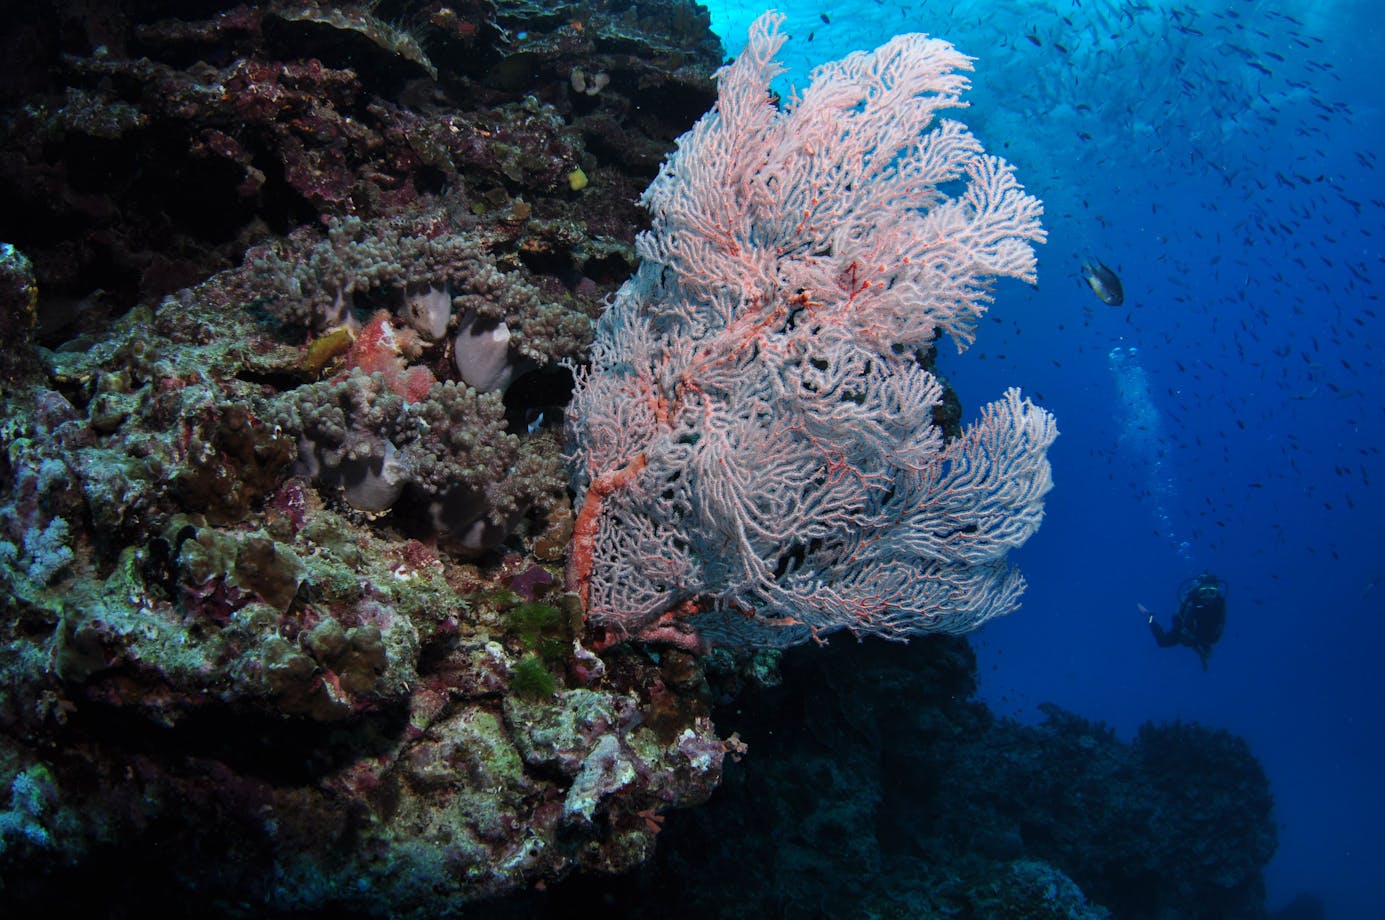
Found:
706,1 -> 1383,916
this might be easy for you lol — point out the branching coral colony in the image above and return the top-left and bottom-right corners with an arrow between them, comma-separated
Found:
566,12 -> 1056,651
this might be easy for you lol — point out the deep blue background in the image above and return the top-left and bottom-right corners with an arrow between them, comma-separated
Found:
705,1 -> 1383,915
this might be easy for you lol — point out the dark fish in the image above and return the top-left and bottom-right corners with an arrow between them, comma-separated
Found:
1081,259 -> 1125,305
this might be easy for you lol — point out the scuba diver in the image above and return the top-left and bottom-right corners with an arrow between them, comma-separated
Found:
1141,571 -> 1227,671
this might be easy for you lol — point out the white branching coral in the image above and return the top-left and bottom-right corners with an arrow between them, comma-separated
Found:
565,13 -> 1056,650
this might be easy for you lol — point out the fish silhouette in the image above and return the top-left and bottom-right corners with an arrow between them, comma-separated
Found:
1081,259 -> 1125,306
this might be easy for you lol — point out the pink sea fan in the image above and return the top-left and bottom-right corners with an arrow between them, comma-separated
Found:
566,13 -> 1055,650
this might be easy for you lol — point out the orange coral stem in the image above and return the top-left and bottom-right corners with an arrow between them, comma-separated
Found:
566,453 -> 648,610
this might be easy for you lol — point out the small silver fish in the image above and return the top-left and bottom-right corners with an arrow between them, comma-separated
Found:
1081,259 -> 1124,306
